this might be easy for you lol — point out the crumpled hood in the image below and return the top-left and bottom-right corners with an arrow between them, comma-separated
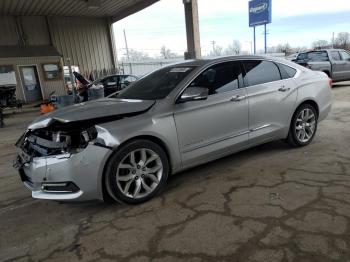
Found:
29,98 -> 155,129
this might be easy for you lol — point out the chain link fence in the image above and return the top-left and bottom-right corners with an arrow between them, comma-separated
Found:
118,59 -> 184,77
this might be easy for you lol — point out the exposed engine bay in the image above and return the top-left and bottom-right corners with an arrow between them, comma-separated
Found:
18,126 -> 98,157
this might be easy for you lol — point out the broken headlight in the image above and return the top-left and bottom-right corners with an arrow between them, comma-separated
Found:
20,127 -> 98,157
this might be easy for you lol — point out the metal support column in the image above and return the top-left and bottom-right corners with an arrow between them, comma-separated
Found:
107,19 -> 119,71
264,23 -> 267,54
183,0 -> 201,59
253,26 -> 256,54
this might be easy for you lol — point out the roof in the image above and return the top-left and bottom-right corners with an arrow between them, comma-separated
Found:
166,55 -> 270,67
0,45 -> 61,58
0,0 -> 159,22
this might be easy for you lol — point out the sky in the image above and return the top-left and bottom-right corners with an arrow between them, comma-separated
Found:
113,0 -> 350,57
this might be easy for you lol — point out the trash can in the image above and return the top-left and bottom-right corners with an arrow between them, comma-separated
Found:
53,95 -> 75,109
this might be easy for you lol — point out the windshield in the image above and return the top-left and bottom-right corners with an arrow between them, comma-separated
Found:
117,66 -> 196,100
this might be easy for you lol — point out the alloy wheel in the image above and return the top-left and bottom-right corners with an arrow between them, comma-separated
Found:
116,148 -> 163,199
295,108 -> 316,143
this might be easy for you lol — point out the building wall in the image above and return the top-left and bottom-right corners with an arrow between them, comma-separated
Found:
0,15 -> 115,74
0,56 -> 66,102
48,16 -> 114,74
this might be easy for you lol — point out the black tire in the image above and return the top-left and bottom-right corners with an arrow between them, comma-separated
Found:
286,103 -> 318,147
104,139 -> 169,204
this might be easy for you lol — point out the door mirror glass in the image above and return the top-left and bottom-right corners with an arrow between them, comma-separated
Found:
178,87 -> 208,103
107,82 -> 117,86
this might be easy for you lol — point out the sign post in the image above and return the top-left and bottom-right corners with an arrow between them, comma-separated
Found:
249,0 -> 272,54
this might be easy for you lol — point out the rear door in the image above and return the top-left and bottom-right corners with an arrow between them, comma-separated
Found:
339,50 -> 350,80
242,60 -> 298,145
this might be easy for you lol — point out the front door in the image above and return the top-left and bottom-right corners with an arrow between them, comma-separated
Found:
174,61 -> 249,168
19,66 -> 42,102
329,50 -> 344,81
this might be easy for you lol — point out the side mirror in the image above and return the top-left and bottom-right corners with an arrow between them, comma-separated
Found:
178,87 -> 208,103
106,82 -> 117,86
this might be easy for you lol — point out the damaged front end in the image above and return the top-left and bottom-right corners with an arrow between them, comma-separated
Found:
14,98 -> 156,201
14,121 -> 115,201
16,125 -> 98,158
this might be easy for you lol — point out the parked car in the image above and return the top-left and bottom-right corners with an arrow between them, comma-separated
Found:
292,49 -> 350,82
91,74 -> 138,96
14,56 -> 332,204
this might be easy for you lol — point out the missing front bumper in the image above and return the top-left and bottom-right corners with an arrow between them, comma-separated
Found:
15,144 -> 113,201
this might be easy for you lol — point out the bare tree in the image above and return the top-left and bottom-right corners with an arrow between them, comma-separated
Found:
224,40 -> 242,55
312,40 -> 329,49
209,45 -> 223,57
275,43 -> 293,55
335,32 -> 350,50
122,49 -> 150,61
160,45 -> 177,59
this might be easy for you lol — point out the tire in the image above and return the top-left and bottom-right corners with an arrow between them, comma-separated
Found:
104,139 -> 169,204
287,104 -> 318,147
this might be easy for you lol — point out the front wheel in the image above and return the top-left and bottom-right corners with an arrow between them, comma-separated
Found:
287,104 -> 318,147
104,139 -> 169,204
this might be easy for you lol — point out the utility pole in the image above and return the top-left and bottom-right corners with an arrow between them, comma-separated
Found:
332,32 -> 335,48
123,29 -> 132,74
211,40 -> 216,53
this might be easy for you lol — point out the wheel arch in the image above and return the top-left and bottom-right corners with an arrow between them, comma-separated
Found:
101,135 -> 173,202
294,99 -> 319,118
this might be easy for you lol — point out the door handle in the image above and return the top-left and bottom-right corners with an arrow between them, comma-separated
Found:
278,86 -> 290,92
230,94 -> 246,102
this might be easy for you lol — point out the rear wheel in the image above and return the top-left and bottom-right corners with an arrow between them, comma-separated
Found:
105,139 -> 169,204
287,104 -> 318,147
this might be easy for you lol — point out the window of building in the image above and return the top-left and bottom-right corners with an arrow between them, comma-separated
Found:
42,63 -> 62,80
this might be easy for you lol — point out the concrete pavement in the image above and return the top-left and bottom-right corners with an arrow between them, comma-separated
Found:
0,83 -> 349,262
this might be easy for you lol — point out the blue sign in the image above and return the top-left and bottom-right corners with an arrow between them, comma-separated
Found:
249,0 -> 272,27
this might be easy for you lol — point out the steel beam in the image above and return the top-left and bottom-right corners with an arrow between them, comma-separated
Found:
183,0 -> 201,59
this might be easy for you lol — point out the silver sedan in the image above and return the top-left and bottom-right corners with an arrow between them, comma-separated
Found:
14,56 -> 332,204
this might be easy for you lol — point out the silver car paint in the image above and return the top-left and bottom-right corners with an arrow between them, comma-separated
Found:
17,56 -> 332,201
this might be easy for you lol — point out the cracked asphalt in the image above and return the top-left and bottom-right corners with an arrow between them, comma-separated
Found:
0,82 -> 350,262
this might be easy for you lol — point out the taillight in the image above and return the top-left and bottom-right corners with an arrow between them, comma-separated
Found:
305,63 -> 311,69
328,78 -> 333,88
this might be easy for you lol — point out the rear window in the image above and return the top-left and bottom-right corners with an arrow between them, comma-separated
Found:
243,60 -> 281,86
277,63 -> 297,79
331,51 -> 341,61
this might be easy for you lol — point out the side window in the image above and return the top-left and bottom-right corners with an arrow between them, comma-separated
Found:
340,51 -> 350,61
189,61 -> 241,95
277,63 -> 297,79
243,60 -> 281,86
308,51 -> 329,62
331,51 -> 341,61
297,53 -> 307,61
